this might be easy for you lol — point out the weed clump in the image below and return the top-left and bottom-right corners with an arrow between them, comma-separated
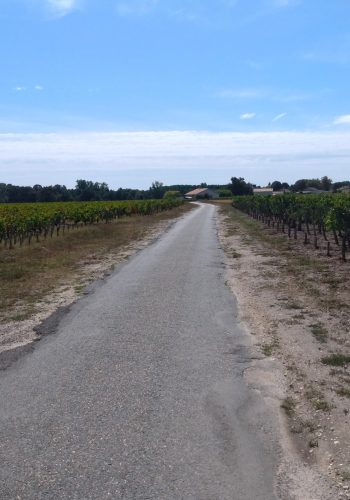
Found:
336,387 -> 350,398
281,396 -> 296,416
262,339 -> 279,356
309,323 -> 328,343
321,354 -> 350,367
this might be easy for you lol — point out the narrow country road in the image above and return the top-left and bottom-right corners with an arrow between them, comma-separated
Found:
0,203 -> 281,499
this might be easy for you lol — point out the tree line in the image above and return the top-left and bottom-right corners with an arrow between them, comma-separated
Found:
0,176 -> 349,203
0,180 -> 198,203
228,176 -> 349,196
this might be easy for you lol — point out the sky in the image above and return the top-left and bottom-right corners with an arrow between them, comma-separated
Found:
0,0 -> 350,189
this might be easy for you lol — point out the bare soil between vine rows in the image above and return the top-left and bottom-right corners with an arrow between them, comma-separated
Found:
217,203 -> 350,498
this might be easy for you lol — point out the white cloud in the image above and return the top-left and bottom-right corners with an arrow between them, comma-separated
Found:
334,115 -> 350,125
47,0 -> 78,17
272,112 -> 287,122
240,113 -> 256,120
0,131 -> 349,188
12,85 -> 44,92
116,0 -> 158,16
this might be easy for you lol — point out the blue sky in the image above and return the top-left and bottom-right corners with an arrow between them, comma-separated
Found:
0,0 -> 349,188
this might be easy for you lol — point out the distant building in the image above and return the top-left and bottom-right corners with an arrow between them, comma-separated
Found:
299,187 -> 328,195
338,185 -> 350,193
253,188 -> 273,196
184,188 -> 218,200
273,189 -> 291,195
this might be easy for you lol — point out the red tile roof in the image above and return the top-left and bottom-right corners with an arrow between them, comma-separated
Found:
185,188 -> 209,196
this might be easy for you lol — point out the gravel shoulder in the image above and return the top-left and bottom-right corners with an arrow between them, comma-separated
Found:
217,204 -> 350,499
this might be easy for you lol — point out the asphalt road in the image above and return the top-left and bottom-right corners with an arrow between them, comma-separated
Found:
0,203 -> 281,499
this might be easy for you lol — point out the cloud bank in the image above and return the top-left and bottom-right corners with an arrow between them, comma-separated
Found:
0,130 -> 349,188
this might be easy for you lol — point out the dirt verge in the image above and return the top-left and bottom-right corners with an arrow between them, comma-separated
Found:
217,203 -> 350,499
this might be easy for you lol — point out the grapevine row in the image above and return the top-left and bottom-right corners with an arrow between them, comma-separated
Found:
0,199 -> 183,249
232,193 -> 350,261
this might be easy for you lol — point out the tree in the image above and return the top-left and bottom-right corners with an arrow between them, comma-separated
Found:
39,186 -> 56,202
332,181 -> 350,192
75,180 -> 110,201
271,181 -> 282,192
291,178 -> 327,192
229,177 -> 253,196
218,189 -> 232,198
320,176 -> 332,191
291,179 -> 308,192
163,190 -> 181,200
149,181 -> 165,199
0,183 -> 8,203
76,180 -> 96,201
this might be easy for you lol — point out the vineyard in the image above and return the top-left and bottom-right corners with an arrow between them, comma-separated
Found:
0,198 -> 183,249
232,193 -> 350,261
